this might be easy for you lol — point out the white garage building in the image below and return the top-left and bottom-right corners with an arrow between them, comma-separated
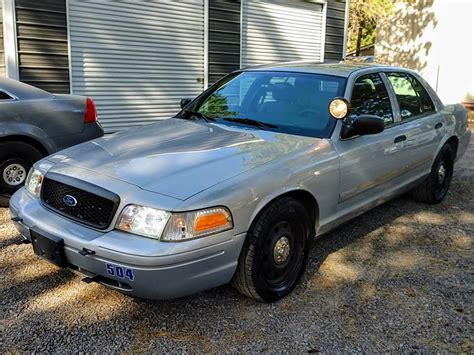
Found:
1,0 -> 348,132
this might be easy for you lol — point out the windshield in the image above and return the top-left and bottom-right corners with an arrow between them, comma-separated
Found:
184,71 -> 346,138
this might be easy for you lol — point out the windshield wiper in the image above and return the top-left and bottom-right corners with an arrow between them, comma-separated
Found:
183,110 -> 216,122
222,117 -> 278,129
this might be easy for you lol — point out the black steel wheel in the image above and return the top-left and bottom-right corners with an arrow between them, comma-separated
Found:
411,144 -> 454,204
232,196 -> 312,302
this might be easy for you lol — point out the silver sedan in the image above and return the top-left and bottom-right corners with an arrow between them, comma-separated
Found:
9,62 -> 471,302
0,78 -> 103,197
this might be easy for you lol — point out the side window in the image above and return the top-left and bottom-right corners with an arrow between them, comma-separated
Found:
349,73 -> 394,126
387,73 -> 435,120
0,91 -> 13,100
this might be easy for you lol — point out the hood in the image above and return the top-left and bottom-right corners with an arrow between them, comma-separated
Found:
50,118 -> 316,200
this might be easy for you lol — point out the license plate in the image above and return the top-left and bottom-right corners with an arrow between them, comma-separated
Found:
106,263 -> 135,281
30,231 -> 67,267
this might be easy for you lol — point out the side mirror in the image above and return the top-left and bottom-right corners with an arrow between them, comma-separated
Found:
180,98 -> 192,109
341,114 -> 385,139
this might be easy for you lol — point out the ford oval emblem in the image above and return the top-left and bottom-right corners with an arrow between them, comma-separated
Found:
63,194 -> 78,207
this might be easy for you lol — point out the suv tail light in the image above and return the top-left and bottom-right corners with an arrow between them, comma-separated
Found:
84,97 -> 97,123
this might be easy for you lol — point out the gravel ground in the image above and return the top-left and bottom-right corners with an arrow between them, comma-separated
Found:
0,135 -> 473,353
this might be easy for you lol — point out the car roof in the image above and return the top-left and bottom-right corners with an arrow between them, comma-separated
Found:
242,60 -> 396,78
0,77 -> 52,100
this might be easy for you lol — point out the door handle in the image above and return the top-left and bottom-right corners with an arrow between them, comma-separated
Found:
435,122 -> 443,129
394,135 -> 407,143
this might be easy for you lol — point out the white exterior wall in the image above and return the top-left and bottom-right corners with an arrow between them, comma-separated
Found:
376,0 -> 473,105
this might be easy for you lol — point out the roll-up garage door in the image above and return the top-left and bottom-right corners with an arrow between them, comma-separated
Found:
68,0 -> 205,133
242,0 -> 325,67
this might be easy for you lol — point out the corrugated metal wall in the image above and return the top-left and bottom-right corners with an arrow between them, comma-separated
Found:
68,0 -> 205,133
325,0 -> 346,60
15,0 -> 70,93
208,0 -> 241,84
241,0 -> 324,67
0,1 -> 4,77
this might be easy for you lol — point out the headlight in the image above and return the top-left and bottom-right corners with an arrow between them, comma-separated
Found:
115,205 -> 233,241
115,205 -> 170,239
24,161 -> 55,198
162,207 -> 233,242
25,169 -> 44,197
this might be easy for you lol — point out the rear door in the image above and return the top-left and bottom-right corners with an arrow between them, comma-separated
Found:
383,71 -> 443,182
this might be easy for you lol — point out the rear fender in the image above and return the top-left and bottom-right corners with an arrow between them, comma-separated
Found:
0,122 -> 56,153
434,103 -> 469,162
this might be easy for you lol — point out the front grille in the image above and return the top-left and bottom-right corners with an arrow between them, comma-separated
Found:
41,175 -> 120,229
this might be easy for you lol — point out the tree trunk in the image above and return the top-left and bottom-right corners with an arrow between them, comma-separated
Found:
356,26 -> 363,56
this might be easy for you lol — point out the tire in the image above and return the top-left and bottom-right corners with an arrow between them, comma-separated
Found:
231,197 -> 312,302
411,144 -> 454,204
0,142 -> 43,194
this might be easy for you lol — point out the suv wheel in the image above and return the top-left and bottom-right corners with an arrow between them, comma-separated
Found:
231,197 -> 312,302
0,142 -> 43,194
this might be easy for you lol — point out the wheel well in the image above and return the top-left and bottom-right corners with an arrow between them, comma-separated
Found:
270,190 -> 319,235
0,135 -> 49,156
446,136 -> 459,160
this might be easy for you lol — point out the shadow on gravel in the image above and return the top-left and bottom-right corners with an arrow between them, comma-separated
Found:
1,266 -> 76,304
0,236 -> 21,250
309,197 -> 413,270
0,194 -> 11,208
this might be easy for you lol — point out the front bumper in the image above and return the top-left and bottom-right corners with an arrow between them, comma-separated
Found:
9,189 -> 246,300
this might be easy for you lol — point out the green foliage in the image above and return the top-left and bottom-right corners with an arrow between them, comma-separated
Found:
200,93 -> 237,119
348,0 -> 394,54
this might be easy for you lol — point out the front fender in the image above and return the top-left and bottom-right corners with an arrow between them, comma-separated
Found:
247,187 -> 319,232
177,142 -> 339,237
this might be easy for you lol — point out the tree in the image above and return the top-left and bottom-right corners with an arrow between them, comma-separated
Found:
348,0 -> 394,56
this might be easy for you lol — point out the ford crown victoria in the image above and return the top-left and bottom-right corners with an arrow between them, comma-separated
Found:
9,62 -> 471,302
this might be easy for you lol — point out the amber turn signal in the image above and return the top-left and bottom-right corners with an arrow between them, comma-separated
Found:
162,207 -> 233,241
195,212 -> 230,232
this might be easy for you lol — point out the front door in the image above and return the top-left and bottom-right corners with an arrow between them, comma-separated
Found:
334,72 -> 405,216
